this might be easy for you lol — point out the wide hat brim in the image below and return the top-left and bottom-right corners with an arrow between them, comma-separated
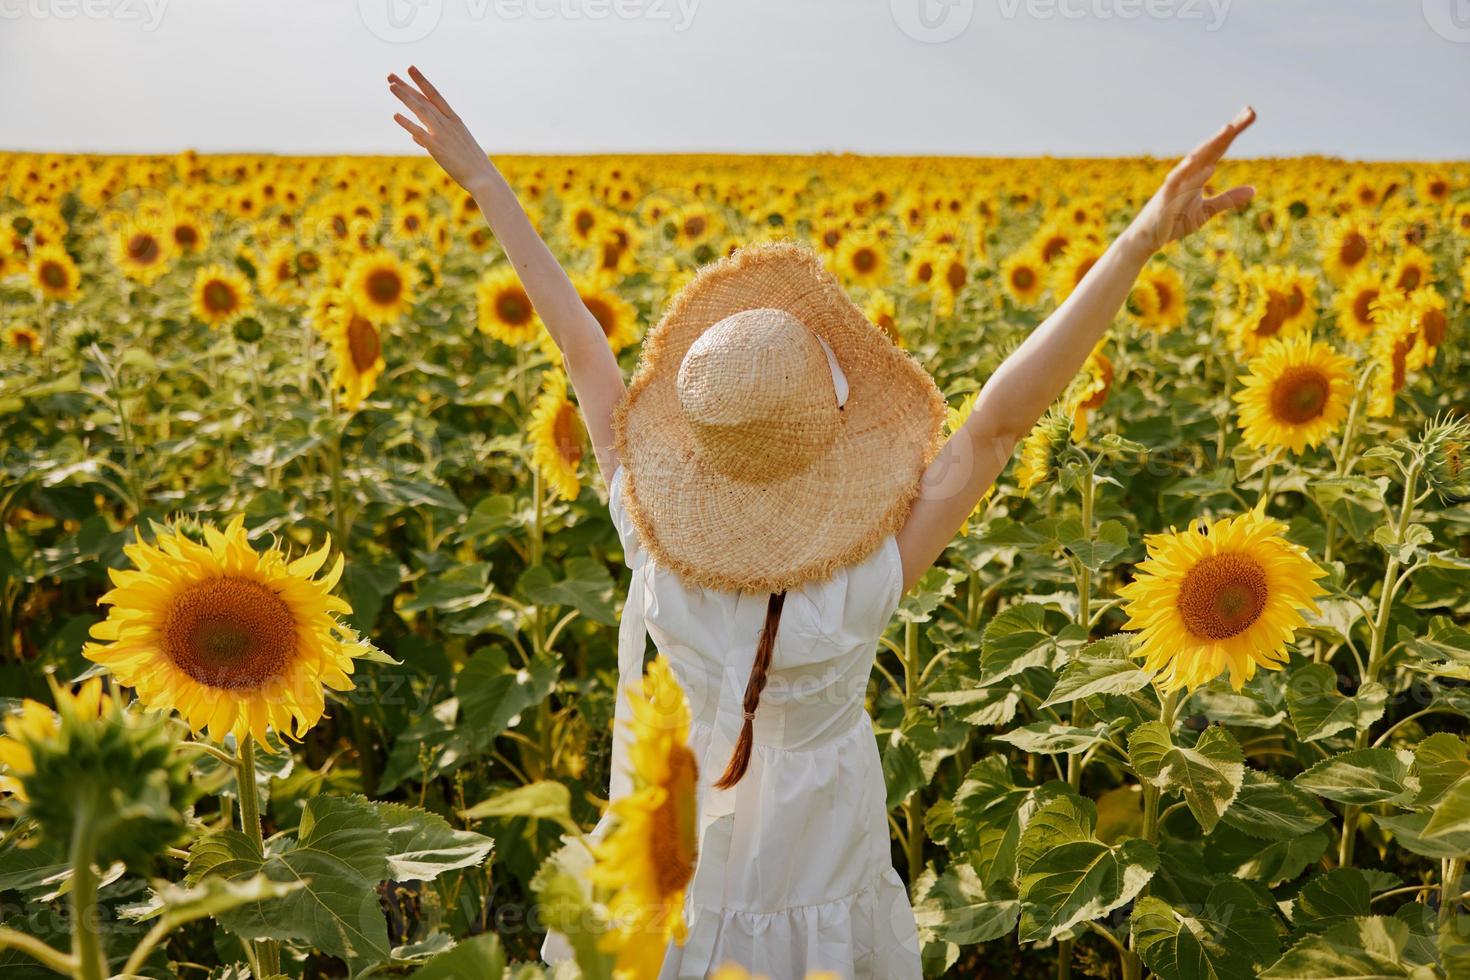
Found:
612,242 -> 946,594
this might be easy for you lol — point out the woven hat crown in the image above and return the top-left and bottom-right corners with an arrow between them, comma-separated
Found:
676,308 -> 841,483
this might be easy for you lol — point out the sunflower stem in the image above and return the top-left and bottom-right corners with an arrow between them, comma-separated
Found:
69,796 -> 107,980
901,620 -> 926,879
1442,858 -> 1467,926
1342,460 -> 1421,869
530,466 -> 554,782
237,736 -> 282,976
328,385 -> 348,545
1067,462 -> 1095,793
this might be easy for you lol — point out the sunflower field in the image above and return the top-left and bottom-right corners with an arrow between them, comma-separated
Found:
1,149 -> 1469,980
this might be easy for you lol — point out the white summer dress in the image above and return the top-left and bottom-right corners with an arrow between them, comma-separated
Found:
542,465 -> 922,979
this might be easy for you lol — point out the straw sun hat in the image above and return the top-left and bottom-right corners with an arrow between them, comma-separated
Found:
612,242 -> 946,594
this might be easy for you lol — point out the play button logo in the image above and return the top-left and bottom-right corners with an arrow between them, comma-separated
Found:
359,0 -> 444,42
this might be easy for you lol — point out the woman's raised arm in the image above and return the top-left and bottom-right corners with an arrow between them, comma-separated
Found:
896,107 -> 1258,592
387,66 -> 626,484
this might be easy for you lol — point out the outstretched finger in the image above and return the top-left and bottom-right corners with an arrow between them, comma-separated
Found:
388,79 -> 441,128
1180,106 -> 1256,178
394,113 -> 429,144
407,65 -> 457,119
1201,185 -> 1256,219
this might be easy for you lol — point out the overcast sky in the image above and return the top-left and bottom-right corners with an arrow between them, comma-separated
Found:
2,0 -> 1467,158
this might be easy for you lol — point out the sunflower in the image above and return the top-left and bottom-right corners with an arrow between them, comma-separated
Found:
392,201 -> 430,241
1233,334 -> 1353,455
834,236 -> 888,288
190,263 -> 253,328
30,244 -> 80,302
1000,247 -> 1046,307
1332,269 -> 1386,343
1387,245 -> 1435,296
1067,339 -> 1114,441
1321,220 -> 1373,283
1134,265 -> 1187,332
1034,221 -> 1074,264
170,214 -> 210,255
83,516 -> 369,746
906,244 -> 940,298
476,265 -> 542,346
1367,314 -> 1417,419
594,218 -> 641,282
5,324 -> 41,355
574,277 -> 641,353
1119,509 -> 1327,691
1452,205 -> 1470,241
112,219 -> 173,284
259,242 -> 303,303
1015,409 -> 1072,497
324,302 -> 386,410
1377,288 -> 1447,371
560,194 -> 604,249
590,655 -> 698,976
0,681 -> 109,802
1051,241 -> 1104,300
928,248 -> 968,317
1417,171 -> 1452,206
345,249 -> 413,325
671,203 -> 718,250
864,290 -> 902,347
528,370 -> 585,501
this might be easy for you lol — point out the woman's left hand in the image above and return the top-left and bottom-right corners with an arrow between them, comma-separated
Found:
1126,106 -> 1257,255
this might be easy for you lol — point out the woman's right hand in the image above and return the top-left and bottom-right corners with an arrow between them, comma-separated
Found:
388,66 -> 494,193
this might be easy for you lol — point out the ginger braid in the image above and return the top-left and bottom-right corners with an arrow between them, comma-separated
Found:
713,591 -> 786,790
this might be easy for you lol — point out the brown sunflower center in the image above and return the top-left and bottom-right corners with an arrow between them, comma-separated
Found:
649,744 -> 699,897
1422,309 -> 1447,347
553,403 -> 584,466
1012,266 -> 1036,291
1287,284 -> 1306,316
174,225 -> 199,249
1041,235 -> 1068,263
347,315 -> 380,372
946,260 -> 967,292
163,577 -> 297,689
1396,266 -> 1421,291
1071,257 -> 1097,287
1153,281 -> 1174,311
575,210 -> 596,235
1270,365 -> 1331,425
39,261 -> 67,289
127,233 -> 160,264
496,289 -> 533,325
1353,288 -> 1379,327
365,268 -> 403,306
682,215 -> 707,239
852,247 -> 878,274
1339,232 -> 1368,267
1257,292 -> 1289,338
583,296 -> 615,337
1177,553 -> 1269,641
203,280 -> 237,314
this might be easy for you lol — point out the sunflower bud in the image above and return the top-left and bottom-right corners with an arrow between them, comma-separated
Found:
1016,408 -> 1074,496
232,315 -> 264,343
0,677 -> 195,871
1420,414 -> 1470,505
